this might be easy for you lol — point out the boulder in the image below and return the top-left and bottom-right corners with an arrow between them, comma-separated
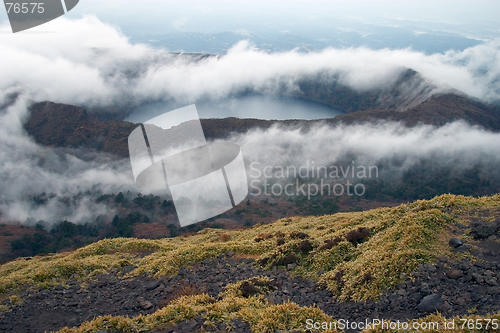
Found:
449,238 -> 463,248
417,294 -> 444,313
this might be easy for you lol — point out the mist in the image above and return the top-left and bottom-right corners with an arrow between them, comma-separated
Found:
1,16 -> 500,224
1,97 -> 500,223
0,16 -> 499,113
0,98 -> 136,224
236,121 -> 500,179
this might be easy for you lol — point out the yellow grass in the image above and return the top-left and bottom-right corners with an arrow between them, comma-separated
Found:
1,194 -> 499,297
0,193 -> 499,332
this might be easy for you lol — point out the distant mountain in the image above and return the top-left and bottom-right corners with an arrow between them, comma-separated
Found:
292,68 -> 437,113
138,31 -> 329,54
130,28 -> 482,55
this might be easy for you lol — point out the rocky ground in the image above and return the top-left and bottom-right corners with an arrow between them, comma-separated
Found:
0,219 -> 499,333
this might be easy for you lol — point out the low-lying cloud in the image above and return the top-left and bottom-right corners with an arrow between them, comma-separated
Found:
0,16 -> 499,111
1,97 -> 500,223
236,121 -> 500,178
0,98 -> 135,224
1,16 -> 500,224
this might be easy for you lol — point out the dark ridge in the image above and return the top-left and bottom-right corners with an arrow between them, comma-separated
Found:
24,101 -> 139,158
24,93 -> 500,160
329,93 -> 500,131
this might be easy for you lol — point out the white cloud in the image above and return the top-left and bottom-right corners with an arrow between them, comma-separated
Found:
0,98 -> 135,223
236,121 -> 500,181
0,16 -> 499,110
0,16 -> 499,223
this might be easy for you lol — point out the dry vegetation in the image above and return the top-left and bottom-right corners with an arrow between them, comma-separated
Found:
1,193 -> 500,332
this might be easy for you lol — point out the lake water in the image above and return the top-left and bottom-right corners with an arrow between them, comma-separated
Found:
125,95 -> 343,123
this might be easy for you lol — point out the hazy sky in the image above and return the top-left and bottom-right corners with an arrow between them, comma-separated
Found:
2,0 -> 499,39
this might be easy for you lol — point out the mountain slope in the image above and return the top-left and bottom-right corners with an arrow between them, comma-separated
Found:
330,93 -> 500,130
24,101 -> 139,158
0,194 -> 499,332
